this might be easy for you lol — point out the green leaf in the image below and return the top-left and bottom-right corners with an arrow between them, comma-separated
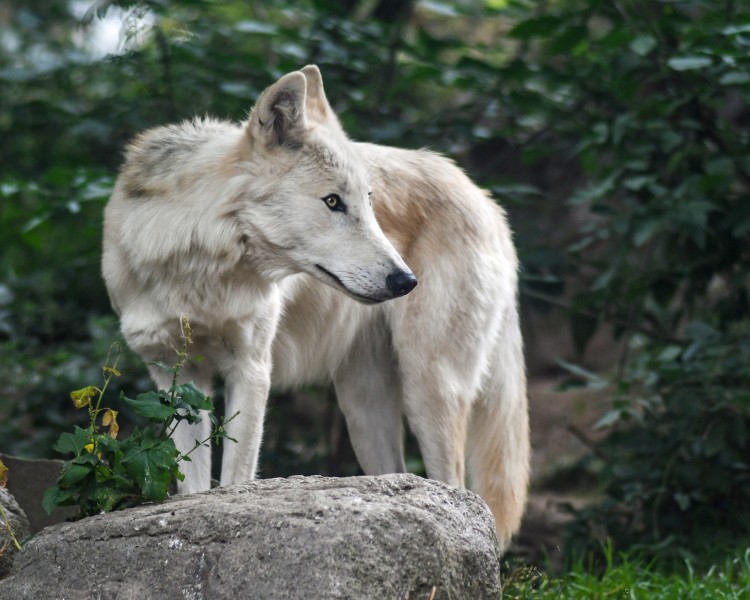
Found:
667,56 -> 712,71
594,409 -> 622,430
633,219 -> 662,247
42,486 -> 75,515
630,35 -> 657,57
58,462 -> 94,487
548,25 -> 588,55
508,16 -> 562,40
149,361 -> 176,374
234,21 -> 278,35
568,176 -> 617,205
719,71 -> 750,86
722,24 -> 750,35
123,391 -> 175,422
42,487 -> 59,515
121,433 -> 179,502
674,492 -> 691,511
53,426 -> 93,457
570,313 -> 598,356
91,484 -> 130,512
557,360 -> 607,389
96,434 -> 122,453
172,382 -> 213,412
623,175 -> 653,192
657,345 -> 683,362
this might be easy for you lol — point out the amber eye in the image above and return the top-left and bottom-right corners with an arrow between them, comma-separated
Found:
322,193 -> 345,212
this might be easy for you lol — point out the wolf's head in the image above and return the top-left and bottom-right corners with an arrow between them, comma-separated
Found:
235,66 -> 416,304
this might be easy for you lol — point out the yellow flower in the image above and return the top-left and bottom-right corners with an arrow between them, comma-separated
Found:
84,443 -> 95,453
102,409 -> 119,439
70,386 -> 97,409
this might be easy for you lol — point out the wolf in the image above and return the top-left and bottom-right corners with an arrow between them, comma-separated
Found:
102,65 -> 529,551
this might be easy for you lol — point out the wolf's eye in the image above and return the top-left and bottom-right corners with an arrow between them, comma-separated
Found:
322,193 -> 345,212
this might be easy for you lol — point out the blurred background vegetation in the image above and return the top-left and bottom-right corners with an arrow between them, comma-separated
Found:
1,0 -> 749,572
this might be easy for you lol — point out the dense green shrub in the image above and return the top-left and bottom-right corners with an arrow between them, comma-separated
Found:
494,0 -> 750,555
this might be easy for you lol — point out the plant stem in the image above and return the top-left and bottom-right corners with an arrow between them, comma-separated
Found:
90,346 -> 121,451
177,411 -> 240,461
0,505 -> 21,551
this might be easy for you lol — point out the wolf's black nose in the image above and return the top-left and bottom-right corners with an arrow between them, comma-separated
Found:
386,270 -> 418,298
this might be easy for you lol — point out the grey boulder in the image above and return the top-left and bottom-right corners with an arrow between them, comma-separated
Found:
0,474 -> 502,599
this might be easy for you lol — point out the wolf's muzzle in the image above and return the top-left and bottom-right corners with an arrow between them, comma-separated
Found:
386,270 -> 418,298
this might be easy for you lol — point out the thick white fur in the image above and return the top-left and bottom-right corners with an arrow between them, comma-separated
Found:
102,66 -> 529,552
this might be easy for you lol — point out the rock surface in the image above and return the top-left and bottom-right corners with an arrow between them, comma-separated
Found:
0,474 -> 502,599
0,488 -> 30,579
0,454 -> 74,533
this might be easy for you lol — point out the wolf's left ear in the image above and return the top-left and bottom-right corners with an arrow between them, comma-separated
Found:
247,71 -> 308,148
301,65 -> 346,136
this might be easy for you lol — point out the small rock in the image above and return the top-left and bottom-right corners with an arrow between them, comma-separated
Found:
0,488 -> 30,579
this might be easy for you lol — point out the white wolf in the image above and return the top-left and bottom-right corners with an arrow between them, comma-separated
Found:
102,65 -> 528,551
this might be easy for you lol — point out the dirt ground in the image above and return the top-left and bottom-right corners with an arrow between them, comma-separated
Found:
513,314 -> 621,566
509,377 -> 607,566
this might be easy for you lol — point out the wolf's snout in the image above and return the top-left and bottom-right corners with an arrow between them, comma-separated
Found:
386,270 -> 418,298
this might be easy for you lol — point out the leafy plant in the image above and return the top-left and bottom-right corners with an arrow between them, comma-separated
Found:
493,0 -> 750,556
566,322 -> 750,559
43,317 -> 236,518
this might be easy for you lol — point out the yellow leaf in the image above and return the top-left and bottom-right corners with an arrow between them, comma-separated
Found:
102,366 -> 121,377
0,459 -> 7,488
70,386 -> 97,409
102,409 -> 119,439
101,409 -> 116,426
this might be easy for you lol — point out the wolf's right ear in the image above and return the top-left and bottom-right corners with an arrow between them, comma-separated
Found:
247,71 -> 308,148
300,65 -> 346,137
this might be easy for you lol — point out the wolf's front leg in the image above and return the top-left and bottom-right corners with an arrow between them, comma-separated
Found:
172,415 -> 212,493
220,359 -> 272,485
218,304 -> 280,486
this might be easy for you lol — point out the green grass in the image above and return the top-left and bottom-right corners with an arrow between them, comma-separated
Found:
503,547 -> 750,599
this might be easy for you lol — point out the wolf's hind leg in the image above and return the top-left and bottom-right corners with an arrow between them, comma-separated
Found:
399,377 -> 469,488
389,281 -> 491,489
333,322 -> 406,475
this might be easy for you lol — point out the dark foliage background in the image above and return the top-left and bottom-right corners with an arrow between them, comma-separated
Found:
1,0 -> 748,561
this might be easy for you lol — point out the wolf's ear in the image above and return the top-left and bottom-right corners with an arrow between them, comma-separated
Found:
301,65 -> 346,136
247,71 -> 308,148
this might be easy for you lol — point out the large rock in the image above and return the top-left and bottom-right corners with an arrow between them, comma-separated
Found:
0,474 -> 502,599
0,488 -> 30,579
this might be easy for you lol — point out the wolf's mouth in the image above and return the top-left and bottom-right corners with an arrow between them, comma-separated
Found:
314,264 -> 381,304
